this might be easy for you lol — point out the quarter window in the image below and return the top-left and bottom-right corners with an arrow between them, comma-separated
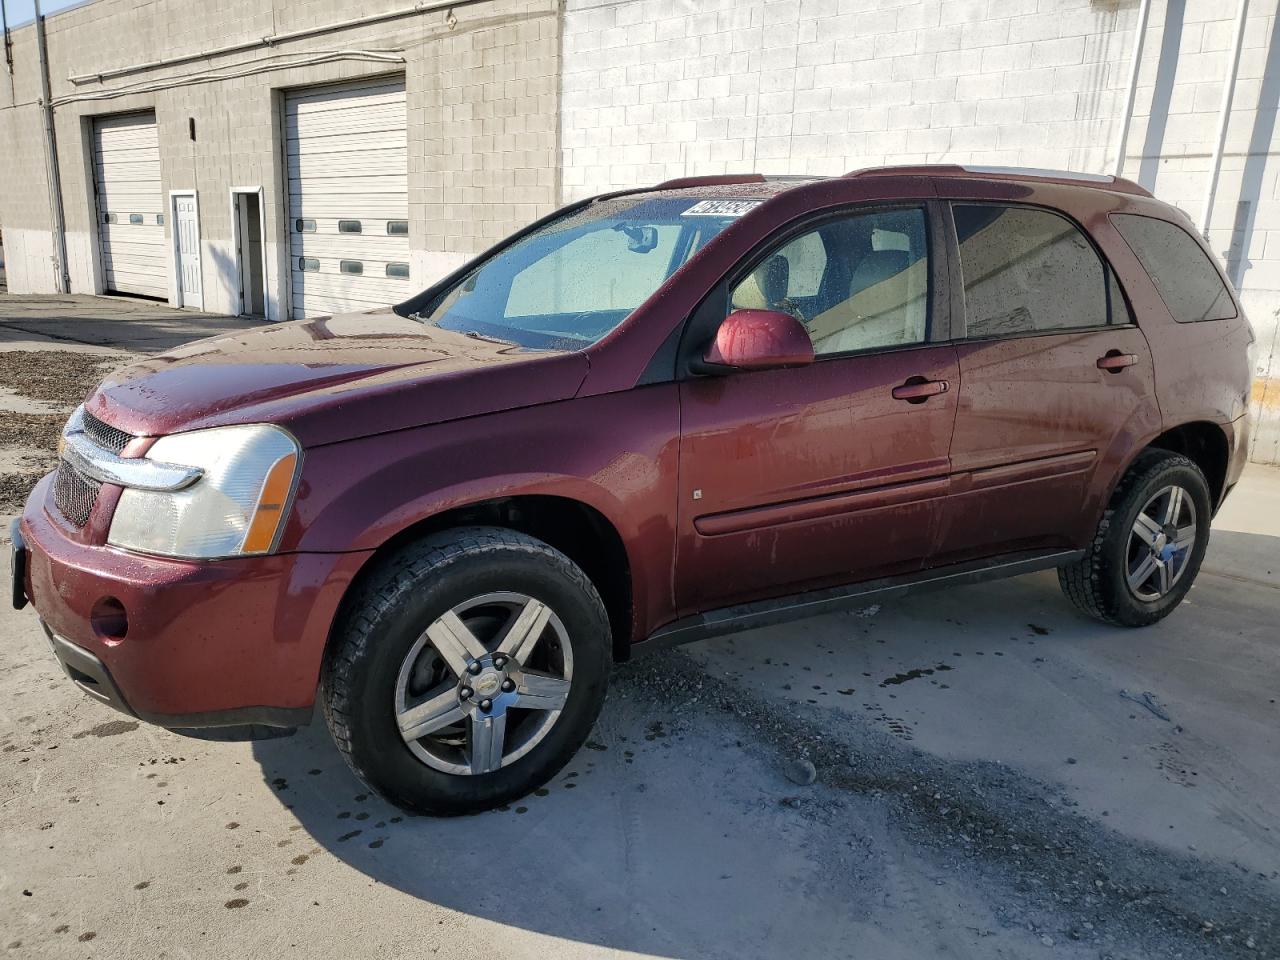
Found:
1111,214 -> 1236,323
953,204 -> 1110,337
728,208 -> 930,356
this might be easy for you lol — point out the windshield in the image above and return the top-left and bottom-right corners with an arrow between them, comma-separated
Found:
412,196 -> 760,350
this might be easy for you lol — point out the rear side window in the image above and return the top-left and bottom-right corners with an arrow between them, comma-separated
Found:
1111,214 -> 1236,323
954,204 -> 1111,338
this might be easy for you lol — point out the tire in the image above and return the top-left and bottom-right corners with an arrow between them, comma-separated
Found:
1058,450 -> 1212,627
321,526 -> 611,815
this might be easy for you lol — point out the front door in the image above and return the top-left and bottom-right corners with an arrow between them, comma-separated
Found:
676,206 -> 959,613
934,202 -> 1160,563
174,194 -> 203,310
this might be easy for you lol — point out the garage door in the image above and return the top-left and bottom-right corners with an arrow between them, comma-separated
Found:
93,113 -> 166,299
285,79 -> 412,319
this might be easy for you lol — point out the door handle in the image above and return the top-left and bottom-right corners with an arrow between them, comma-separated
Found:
892,377 -> 949,403
1097,351 -> 1138,372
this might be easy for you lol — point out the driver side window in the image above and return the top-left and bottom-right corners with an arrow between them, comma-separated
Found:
729,208 -> 930,357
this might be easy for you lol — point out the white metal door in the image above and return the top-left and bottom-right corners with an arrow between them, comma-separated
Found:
285,79 -> 411,319
93,114 -> 166,298
173,194 -> 203,310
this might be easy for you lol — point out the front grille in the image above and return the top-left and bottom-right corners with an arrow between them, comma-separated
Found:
53,460 -> 101,528
82,410 -> 133,455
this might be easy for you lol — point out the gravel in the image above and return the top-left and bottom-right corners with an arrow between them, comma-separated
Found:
611,650 -> 1280,960
784,757 -> 818,785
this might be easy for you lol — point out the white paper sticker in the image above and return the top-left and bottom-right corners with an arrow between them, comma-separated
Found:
681,199 -> 763,218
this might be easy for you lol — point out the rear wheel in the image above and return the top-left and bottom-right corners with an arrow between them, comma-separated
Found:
1058,450 -> 1211,627
322,527 -> 611,815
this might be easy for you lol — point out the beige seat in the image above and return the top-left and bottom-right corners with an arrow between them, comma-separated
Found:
807,251 -> 927,354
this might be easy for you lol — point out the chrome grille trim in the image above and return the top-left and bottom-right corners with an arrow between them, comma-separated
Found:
60,407 -> 202,493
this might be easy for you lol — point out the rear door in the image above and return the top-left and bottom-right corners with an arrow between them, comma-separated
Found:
934,202 -> 1159,564
675,204 -> 960,613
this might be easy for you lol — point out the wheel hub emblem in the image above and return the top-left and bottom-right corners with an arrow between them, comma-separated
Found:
473,672 -> 501,698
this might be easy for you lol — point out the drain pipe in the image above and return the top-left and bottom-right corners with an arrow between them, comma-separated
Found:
1113,0 -> 1152,177
2,0 -> 14,76
1200,0 -> 1251,238
34,0 -> 70,293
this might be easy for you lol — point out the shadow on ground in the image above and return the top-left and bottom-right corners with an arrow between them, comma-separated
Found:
251,529 -> 1280,958
0,293 -> 263,353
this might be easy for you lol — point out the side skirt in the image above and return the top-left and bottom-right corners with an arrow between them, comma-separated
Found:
639,549 -> 1084,653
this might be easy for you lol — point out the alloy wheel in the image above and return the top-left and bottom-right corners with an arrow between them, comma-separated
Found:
393,592 -> 574,775
1126,484 -> 1198,602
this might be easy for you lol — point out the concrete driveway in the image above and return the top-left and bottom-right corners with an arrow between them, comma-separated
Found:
0,294 -> 1277,959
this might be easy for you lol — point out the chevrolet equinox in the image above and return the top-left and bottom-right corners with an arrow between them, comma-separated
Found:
13,165 -> 1255,814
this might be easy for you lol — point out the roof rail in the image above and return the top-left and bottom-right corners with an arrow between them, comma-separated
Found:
845,164 -> 967,179
846,163 -> 1152,197
653,174 -> 767,190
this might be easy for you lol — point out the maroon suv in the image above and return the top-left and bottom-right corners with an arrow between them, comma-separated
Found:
13,165 -> 1254,813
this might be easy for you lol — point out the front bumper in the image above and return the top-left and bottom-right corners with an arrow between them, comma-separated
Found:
15,473 -> 372,730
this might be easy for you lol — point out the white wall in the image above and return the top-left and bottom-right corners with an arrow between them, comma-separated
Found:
561,0 -> 1280,463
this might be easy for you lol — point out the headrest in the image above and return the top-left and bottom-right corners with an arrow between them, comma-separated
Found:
850,250 -> 909,292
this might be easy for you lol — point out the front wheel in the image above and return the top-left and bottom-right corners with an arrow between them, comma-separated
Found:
322,527 -> 611,815
1058,450 -> 1212,627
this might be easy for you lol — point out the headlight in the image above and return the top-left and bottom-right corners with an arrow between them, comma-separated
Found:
108,424 -> 301,559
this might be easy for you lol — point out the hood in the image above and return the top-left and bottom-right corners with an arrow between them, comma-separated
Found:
85,310 -> 590,447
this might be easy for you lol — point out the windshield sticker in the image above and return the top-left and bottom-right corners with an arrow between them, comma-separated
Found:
681,199 -> 763,218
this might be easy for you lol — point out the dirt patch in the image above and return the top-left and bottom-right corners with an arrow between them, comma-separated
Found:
0,351 -> 125,408
0,350 -> 136,515
0,472 -> 44,516
1,413 -> 62,455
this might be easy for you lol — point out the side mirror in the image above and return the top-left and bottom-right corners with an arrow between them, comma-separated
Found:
701,309 -> 815,372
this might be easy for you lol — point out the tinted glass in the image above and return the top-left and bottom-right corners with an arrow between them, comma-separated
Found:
339,260 -> 363,275
729,208 -> 929,356
415,196 -> 748,350
386,262 -> 410,278
294,219 -> 315,233
387,221 -> 409,236
1112,214 -> 1236,323
338,220 -> 362,234
954,204 -> 1108,337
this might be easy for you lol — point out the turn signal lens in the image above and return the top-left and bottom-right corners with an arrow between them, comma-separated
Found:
241,452 -> 298,554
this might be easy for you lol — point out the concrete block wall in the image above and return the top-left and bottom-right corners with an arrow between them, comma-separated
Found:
561,0 -> 1280,463
0,0 -> 559,318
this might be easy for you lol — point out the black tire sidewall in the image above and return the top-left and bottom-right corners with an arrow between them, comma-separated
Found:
337,542 -> 610,814
1099,458 -> 1212,626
